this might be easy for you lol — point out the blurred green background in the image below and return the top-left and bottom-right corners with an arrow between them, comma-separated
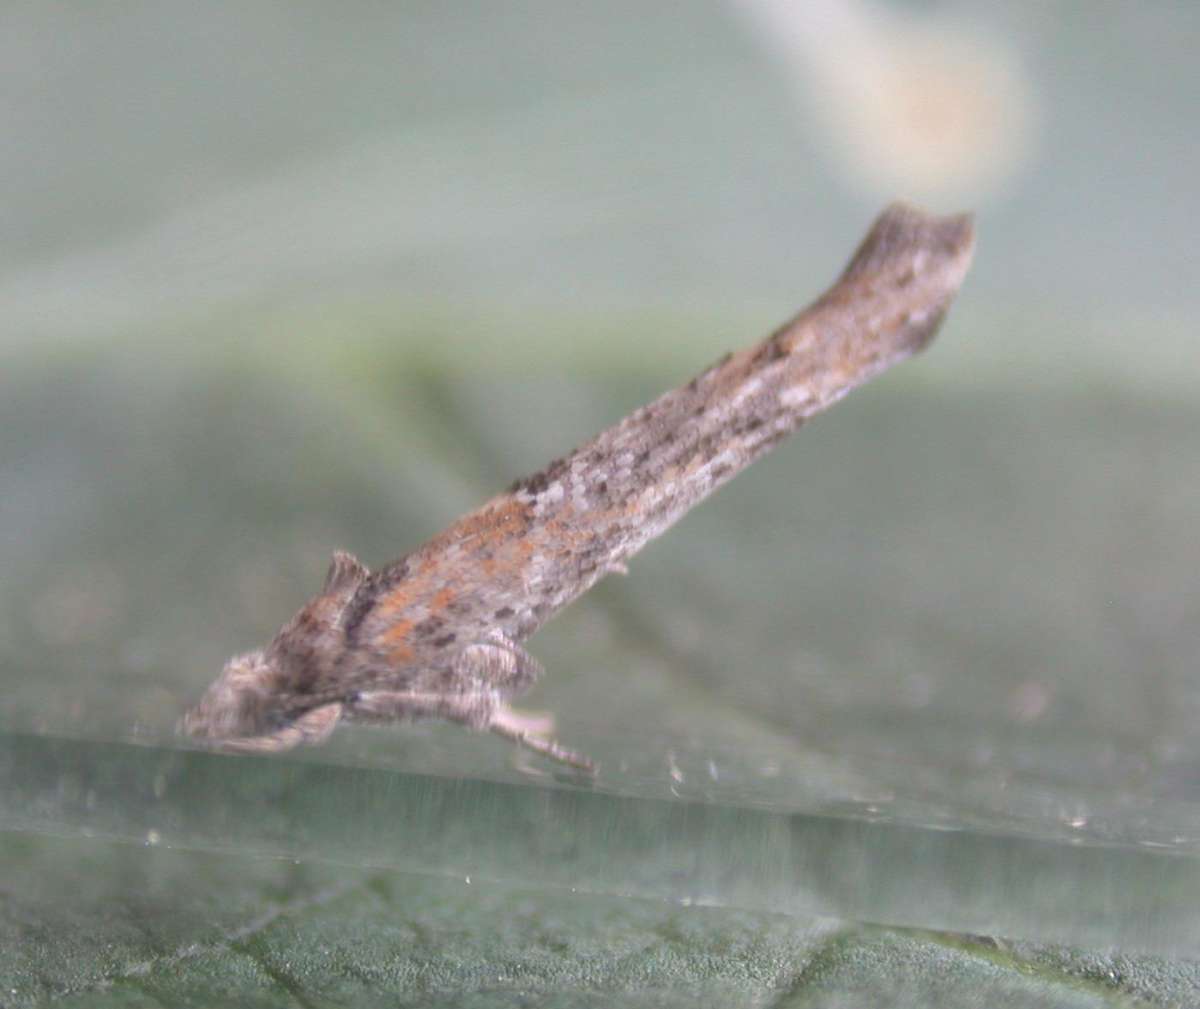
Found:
3,2 -> 1200,1006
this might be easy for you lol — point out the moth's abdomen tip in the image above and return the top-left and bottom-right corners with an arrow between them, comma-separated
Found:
835,203 -> 976,355
918,206 -> 976,290
850,202 -> 976,284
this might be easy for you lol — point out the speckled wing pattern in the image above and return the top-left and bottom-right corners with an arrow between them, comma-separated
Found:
182,203 -> 975,770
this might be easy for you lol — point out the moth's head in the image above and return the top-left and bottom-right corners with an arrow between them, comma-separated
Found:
179,648 -> 282,742
180,551 -> 369,746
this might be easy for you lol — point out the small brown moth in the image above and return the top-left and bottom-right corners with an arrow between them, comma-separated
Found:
182,203 -> 975,771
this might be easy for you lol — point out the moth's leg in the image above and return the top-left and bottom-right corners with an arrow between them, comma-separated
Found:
348,689 -> 496,727
489,705 -> 596,772
217,702 -> 344,753
493,706 -> 556,738
454,631 -> 544,696
454,637 -> 595,771
350,688 -> 595,773
350,688 -> 550,736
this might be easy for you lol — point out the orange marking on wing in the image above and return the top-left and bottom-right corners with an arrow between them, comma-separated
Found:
387,642 -> 414,663
436,499 -> 531,551
373,579 -> 420,622
468,534 -> 534,586
512,536 -> 535,565
543,516 -> 573,542
489,500 -> 533,541
379,618 -> 415,662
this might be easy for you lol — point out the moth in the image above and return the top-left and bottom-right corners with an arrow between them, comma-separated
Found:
182,203 -> 975,771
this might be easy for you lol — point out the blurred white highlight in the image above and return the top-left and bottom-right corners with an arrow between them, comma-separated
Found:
732,0 -> 1036,202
